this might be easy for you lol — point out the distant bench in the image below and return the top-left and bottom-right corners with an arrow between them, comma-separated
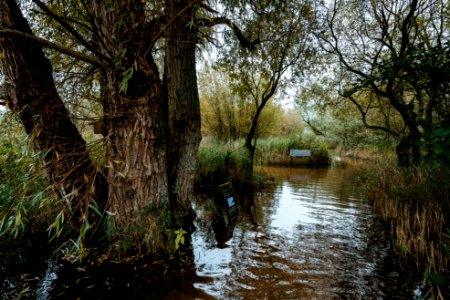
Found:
289,149 -> 311,157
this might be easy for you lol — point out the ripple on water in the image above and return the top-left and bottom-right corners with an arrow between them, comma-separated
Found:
192,166 -> 420,299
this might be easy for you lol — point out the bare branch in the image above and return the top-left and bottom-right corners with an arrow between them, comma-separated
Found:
399,0 -> 418,56
348,95 -> 398,136
319,4 -> 390,99
304,118 -> 326,136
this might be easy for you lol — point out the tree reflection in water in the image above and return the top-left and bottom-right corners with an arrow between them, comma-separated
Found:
0,166 -> 422,299
193,166 -> 421,299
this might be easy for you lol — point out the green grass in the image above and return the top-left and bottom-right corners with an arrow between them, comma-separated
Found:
195,134 -> 331,190
195,143 -> 252,189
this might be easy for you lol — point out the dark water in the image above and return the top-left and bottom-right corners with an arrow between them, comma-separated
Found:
1,165 -> 421,299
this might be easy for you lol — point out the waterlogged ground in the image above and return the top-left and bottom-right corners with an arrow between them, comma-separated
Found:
1,165 -> 422,299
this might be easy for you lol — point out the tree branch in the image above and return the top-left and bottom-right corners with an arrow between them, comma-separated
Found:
197,17 -> 261,50
31,0 -> 111,62
152,0 -> 201,43
304,118 -> 326,136
348,95 -> 398,136
399,0 -> 418,56
320,2 -> 390,98
0,28 -> 107,67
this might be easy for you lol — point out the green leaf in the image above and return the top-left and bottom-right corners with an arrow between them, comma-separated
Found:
89,204 -> 103,217
174,228 -> 187,250
120,66 -> 135,94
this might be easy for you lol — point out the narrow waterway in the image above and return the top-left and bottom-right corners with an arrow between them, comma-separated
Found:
1,165 -> 421,299
192,166 -> 420,299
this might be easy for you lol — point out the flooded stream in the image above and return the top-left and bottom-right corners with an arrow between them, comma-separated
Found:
192,166 -> 420,299
1,165 -> 421,299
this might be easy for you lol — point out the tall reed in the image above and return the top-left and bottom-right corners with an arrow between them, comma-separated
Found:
196,143 -> 252,189
365,161 -> 450,297
0,116 -> 55,250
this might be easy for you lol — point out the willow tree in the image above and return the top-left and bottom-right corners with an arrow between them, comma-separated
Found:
214,0 -> 317,174
319,0 -> 450,167
0,0 -> 188,254
0,0 -> 259,255
199,67 -> 287,143
0,0 -> 108,232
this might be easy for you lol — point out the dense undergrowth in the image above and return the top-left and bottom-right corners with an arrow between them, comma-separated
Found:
195,143 -> 252,190
0,118 -> 54,249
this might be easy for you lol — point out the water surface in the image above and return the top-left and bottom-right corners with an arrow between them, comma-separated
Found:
1,166 -> 420,299
192,166 -> 419,299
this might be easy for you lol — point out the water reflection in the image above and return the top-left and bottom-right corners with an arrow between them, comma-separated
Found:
192,166 -> 418,299
0,165 -> 420,299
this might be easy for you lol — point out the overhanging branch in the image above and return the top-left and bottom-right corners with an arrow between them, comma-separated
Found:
348,95 -> 398,136
197,17 -> 261,50
0,28 -> 107,67
304,118 -> 326,136
31,0 -> 110,62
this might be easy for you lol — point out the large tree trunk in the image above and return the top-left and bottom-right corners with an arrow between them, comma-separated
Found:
102,68 -> 170,253
0,0 -> 106,231
164,0 -> 201,233
388,93 -> 422,167
90,1 -> 173,254
1,0 -> 204,256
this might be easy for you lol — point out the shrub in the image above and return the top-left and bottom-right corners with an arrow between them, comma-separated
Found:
422,127 -> 450,165
196,146 -> 232,188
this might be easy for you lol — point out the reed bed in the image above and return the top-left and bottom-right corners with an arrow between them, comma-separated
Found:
365,162 -> 450,296
195,145 -> 252,189
255,135 -> 330,167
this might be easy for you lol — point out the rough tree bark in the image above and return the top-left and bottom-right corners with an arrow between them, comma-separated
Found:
88,0 -> 171,253
0,0 -> 254,256
164,0 -> 201,233
0,0 -> 106,231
